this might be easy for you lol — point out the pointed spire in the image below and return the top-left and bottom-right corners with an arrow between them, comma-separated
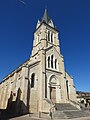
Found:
41,9 -> 51,24
36,9 -> 55,29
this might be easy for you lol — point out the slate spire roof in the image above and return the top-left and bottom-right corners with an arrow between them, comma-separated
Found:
36,9 -> 55,29
41,9 -> 51,24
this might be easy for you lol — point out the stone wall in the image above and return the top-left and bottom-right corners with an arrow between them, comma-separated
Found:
0,66 -> 29,114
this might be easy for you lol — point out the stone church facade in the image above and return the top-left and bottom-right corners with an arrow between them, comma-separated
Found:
0,9 -> 77,114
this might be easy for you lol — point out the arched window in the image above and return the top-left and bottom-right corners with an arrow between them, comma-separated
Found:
31,73 -> 35,88
55,59 -> 57,69
51,55 -> 53,68
51,33 -> 53,43
48,56 -> 50,68
48,31 -> 50,41
66,80 -> 69,100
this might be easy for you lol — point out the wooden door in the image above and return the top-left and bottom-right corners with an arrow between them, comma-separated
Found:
50,87 -> 56,103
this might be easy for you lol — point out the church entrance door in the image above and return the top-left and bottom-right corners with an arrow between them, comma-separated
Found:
50,87 -> 56,103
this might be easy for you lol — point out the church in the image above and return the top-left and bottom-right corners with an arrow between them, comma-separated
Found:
0,9 -> 77,114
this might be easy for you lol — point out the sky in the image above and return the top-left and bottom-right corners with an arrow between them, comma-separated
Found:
0,0 -> 90,92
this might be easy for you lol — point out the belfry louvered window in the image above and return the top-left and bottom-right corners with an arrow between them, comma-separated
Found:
51,33 -> 53,43
48,31 -> 50,41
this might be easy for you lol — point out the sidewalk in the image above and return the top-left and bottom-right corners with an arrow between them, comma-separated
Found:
10,114 -> 90,120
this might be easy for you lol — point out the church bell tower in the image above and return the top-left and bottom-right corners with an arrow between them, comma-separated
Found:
32,9 -> 60,55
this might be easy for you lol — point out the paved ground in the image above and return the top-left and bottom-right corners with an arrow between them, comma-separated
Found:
9,114 -> 90,120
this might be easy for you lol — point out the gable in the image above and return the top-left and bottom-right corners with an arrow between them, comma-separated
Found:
46,46 -> 60,59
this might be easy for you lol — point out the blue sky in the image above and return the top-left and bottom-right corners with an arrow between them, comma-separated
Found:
0,0 -> 90,92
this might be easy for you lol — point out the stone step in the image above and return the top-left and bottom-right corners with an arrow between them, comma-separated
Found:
55,103 -> 78,111
54,103 -> 90,119
54,110 -> 90,119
